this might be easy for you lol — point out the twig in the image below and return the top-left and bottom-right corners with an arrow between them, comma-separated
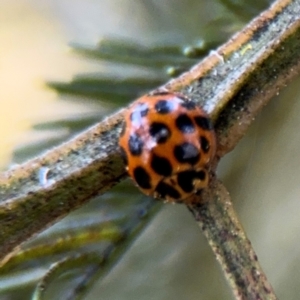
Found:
188,178 -> 277,299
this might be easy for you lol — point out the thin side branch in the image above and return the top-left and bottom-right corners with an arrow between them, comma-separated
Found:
188,179 -> 277,299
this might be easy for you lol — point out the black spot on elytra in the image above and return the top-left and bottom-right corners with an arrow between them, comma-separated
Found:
194,116 -> 213,131
128,134 -> 144,156
151,154 -> 172,176
200,136 -> 210,153
174,142 -> 200,165
140,107 -> 149,117
119,146 -> 128,165
180,101 -> 196,110
155,181 -> 180,200
130,103 -> 149,121
177,170 -> 196,193
133,166 -> 151,189
154,100 -> 174,114
196,170 -> 206,181
149,122 -> 171,144
177,170 -> 207,193
175,114 -> 195,133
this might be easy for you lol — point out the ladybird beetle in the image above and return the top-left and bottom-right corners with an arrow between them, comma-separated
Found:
119,92 -> 216,203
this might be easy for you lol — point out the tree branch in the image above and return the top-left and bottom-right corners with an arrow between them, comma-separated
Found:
188,178 -> 277,299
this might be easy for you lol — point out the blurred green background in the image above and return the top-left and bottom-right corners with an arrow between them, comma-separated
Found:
1,0 -> 300,299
